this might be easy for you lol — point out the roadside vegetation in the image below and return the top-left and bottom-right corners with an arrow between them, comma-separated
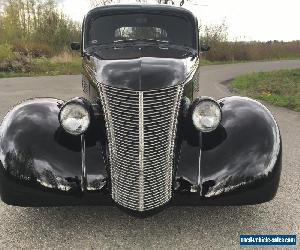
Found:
0,0 -> 300,78
0,45 -> 81,78
199,22 -> 300,63
230,68 -> 300,111
0,0 -> 81,78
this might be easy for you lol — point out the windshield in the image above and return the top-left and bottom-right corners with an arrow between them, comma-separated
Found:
85,13 -> 196,49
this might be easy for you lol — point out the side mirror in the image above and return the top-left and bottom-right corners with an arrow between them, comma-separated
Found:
200,44 -> 210,52
71,42 -> 81,51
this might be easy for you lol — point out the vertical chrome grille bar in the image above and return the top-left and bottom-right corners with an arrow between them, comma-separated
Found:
138,91 -> 144,211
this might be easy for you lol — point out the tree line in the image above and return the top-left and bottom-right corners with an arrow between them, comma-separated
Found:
0,0 -> 298,62
89,0 -> 189,8
0,0 -> 190,56
0,0 -> 81,56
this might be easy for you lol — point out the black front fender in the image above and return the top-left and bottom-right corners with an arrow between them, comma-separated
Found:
174,96 -> 282,205
0,96 -> 282,208
0,98 -> 111,206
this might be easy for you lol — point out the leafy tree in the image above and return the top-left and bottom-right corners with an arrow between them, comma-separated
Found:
0,0 -> 81,54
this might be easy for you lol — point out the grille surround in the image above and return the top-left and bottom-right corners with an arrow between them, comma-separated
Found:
98,83 -> 183,211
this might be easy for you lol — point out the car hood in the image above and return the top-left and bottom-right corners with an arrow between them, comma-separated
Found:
84,46 -> 199,91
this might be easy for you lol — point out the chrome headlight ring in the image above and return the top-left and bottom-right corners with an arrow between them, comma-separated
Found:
59,98 -> 92,136
191,97 -> 222,133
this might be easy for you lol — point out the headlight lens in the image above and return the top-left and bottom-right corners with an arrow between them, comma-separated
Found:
192,99 -> 221,132
59,103 -> 90,135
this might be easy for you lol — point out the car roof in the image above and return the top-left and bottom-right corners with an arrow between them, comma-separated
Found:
86,4 -> 197,23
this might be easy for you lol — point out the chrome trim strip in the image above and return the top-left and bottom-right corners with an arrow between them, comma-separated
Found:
198,132 -> 202,195
81,134 -> 87,191
97,84 -> 117,200
166,86 -> 183,197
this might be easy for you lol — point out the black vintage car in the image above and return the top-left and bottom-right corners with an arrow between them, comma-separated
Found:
0,5 -> 281,214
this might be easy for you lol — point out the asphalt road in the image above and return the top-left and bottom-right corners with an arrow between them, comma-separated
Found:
0,60 -> 299,250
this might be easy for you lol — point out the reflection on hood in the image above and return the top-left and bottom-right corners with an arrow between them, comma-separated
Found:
86,46 -> 198,90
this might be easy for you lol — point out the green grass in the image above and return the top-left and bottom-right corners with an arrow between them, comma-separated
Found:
0,57 -> 82,78
33,57 -> 82,75
200,59 -> 251,66
200,58 -> 300,66
230,68 -> 300,111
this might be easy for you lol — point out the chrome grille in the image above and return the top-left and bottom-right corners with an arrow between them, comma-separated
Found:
98,84 -> 183,211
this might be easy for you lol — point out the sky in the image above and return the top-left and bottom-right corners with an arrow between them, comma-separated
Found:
58,0 -> 300,41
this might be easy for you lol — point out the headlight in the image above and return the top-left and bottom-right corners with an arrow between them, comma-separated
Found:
192,98 -> 222,132
59,99 -> 91,135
